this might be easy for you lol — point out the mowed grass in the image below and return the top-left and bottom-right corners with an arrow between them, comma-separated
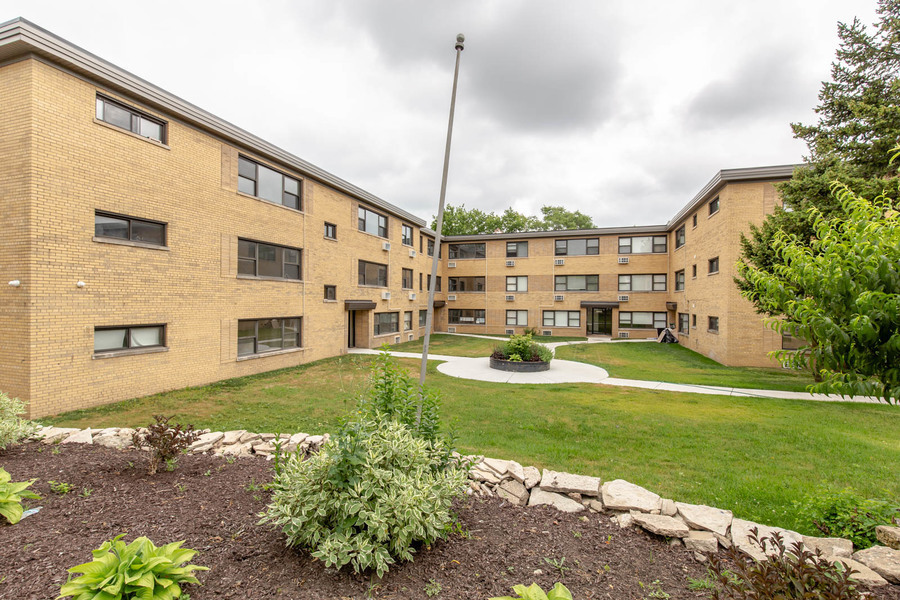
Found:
44,354 -> 899,535
387,333 -> 587,357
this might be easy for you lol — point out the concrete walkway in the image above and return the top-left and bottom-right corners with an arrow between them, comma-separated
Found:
348,335 -> 882,403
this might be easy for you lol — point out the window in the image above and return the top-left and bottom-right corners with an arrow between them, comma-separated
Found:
96,95 -> 166,143
358,206 -> 388,237
358,260 -> 388,287
374,312 -> 399,336
555,238 -> 599,256
506,241 -> 528,257
449,309 -> 486,324
238,318 -> 300,356
427,238 -> 435,256
678,313 -> 689,334
618,236 -> 667,254
692,314 -> 697,328
782,334 -> 805,350
404,311 -> 413,331
324,222 -> 337,240
506,276 -> 528,292
543,310 -> 580,327
324,285 -> 336,300
427,275 -> 442,292
419,272 -> 423,291
675,226 -> 686,249
675,270 -> 685,291
709,196 -> 720,215
507,310 -> 528,326
94,324 -> 165,353
95,211 -> 166,246
401,224 -> 413,246
618,274 -> 666,292
419,309 -> 428,327
238,239 -> 301,280
448,276 -> 485,292
619,312 -> 667,329
692,264 -> 697,278
448,243 -> 485,259
708,257 -> 719,274
402,268 -> 413,290
238,156 -> 301,210
420,235 -> 424,253
692,214 -> 698,228
708,316 -> 719,333
555,275 -> 599,291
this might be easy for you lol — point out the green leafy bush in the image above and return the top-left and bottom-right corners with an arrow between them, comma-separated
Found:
0,467 -> 40,525
492,334 -> 553,363
491,582 -> 574,600
0,391 -> 38,450
262,418 -> 466,577
797,487 -> 899,549
132,415 -> 200,475
707,528 -> 862,600
59,534 -> 207,600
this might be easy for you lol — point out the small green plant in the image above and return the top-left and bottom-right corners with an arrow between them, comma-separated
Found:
491,582 -> 573,600
80,487 -> 92,498
644,579 -> 669,599
0,467 -> 40,525
0,391 -> 38,450
271,434 -> 287,477
165,457 -> 178,472
48,480 -> 73,495
797,487 -> 899,549
543,557 -> 570,578
225,455 -> 236,465
58,534 -> 207,600
203,469 -> 211,477
424,578 -> 442,597
132,415 -> 200,476
572,531 -> 582,539
707,528 -> 863,600
51,446 -> 61,455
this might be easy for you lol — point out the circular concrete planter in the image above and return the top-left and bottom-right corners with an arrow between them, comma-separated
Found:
489,356 -> 551,373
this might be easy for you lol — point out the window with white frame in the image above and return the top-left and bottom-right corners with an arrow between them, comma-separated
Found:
506,310 -> 528,326
543,310 -> 580,327
94,324 -> 165,353
506,241 -> 528,257
506,276 -> 528,292
618,274 -> 666,292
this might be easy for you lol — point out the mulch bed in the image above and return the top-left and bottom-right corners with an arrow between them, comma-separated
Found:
1,443 -> 897,600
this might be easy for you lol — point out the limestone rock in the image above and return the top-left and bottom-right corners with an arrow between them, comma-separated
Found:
528,487 -> 585,513
730,519 -> 802,561
507,460 -> 526,484
259,433 -> 276,441
62,428 -> 93,444
876,526 -> 900,550
541,469 -> 601,496
617,513 -> 634,529
630,511 -> 690,538
221,430 -> 247,445
660,499 -> 677,517
289,432 -> 308,445
834,558 -> 888,587
40,427 -> 80,444
675,502 -> 733,537
94,431 -> 133,450
239,431 -> 261,444
801,535 -> 853,559
684,530 -> 718,554
497,480 -> 529,506
853,546 -> 900,584
306,435 -> 324,447
586,499 -> 603,513
482,457 -> 510,478
189,431 -> 224,452
523,466 -> 541,489
219,442 -> 253,458
254,443 -> 276,455
601,479 -> 661,513
470,467 -> 501,484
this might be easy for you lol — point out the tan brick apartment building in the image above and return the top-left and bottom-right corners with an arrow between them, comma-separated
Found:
0,19 -> 794,417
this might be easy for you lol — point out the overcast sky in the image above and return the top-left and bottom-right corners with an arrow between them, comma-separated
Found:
5,1 -> 879,227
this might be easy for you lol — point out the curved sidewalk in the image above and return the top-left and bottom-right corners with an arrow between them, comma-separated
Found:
347,346 -> 880,403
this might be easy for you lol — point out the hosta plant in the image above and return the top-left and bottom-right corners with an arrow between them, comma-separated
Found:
491,582 -> 574,600
0,467 -> 40,525
58,534 -> 207,600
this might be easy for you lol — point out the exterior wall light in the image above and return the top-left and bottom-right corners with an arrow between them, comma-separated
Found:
76,281 -> 86,288
8,280 -> 21,287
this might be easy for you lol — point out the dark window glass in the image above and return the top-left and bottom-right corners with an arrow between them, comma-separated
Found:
427,275 -> 441,292
708,257 -> 719,274
402,268 -> 413,289
419,309 -> 427,327
692,214 -> 698,227
692,264 -> 697,278
448,276 -> 485,292
678,313 -> 689,334
555,238 -> 598,256
359,260 -> 388,286
237,239 -> 301,280
324,222 -> 337,239
94,325 -> 165,352
238,156 -> 302,210
96,96 -> 166,143
94,212 -> 166,246
782,334 -> 805,350
237,318 -> 301,356
708,316 -> 719,332
374,312 -> 399,335
402,224 -> 413,246
709,197 -> 720,215
358,207 -> 388,237
675,226 -> 686,248
692,314 -> 697,327
427,239 -> 435,256
324,285 -> 336,300
675,270 -> 685,291
448,243 -> 486,259
448,309 -> 486,324
506,241 -> 528,257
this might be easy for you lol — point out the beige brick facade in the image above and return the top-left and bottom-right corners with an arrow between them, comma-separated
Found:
0,20 -> 794,417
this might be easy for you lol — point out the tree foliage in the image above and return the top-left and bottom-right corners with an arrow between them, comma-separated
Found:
432,204 -> 594,235
737,183 -> 899,404
738,0 -> 900,309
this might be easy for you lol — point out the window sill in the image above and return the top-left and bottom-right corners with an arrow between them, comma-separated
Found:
237,275 -> 304,284
708,271 -> 720,276
236,191 -> 305,215
93,346 -> 168,359
93,118 -> 170,149
358,284 -> 388,289
324,236 -> 337,242
237,347 -> 306,361
708,211 -> 720,219
357,229 -> 389,241
707,330 -> 719,335
323,299 -> 338,303
373,331 -> 401,338
93,236 -> 170,251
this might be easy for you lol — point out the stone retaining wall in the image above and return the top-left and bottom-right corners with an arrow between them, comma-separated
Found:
28,425 -> 900,587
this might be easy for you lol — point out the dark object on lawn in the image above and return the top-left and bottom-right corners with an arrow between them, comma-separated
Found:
657,328 -> 678,344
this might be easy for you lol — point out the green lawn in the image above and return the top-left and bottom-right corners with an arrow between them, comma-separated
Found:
43,354 -> 899,535
387,334 -> 587,357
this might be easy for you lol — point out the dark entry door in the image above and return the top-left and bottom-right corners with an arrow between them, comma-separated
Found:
588,307 -> 612,335
347,310 -> 356,347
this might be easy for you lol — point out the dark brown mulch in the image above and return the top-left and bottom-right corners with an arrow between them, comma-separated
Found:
1,443 -> 897,600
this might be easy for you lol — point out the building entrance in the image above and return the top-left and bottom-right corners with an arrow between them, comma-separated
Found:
587,307 -> 613,336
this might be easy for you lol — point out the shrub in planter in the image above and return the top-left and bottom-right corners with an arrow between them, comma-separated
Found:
0,467 -> 40,525
263,417 -> 467,577
0,391 -> 38,451
492,334 -> 552,363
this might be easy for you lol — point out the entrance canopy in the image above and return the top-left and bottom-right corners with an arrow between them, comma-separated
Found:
344,300 -> 377,310
580,301 -> 620,308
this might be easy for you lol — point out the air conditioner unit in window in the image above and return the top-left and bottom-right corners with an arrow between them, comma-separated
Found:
408,334 -> 414,341
617,294 -> 629,302
447,326 -> 456,333
542,330 -> 552,336
409,249 -> 417,258
503,329 -> 514,335
447,294 -> 457,301
408,292 -> 416,300
505,295 -> 515,301
554,294 -> 565,302
617,257 -> 629,264
554,259 -> 565,266
448,261 -> 457,268
618,331 -> 630,338
506,260 -> 515,267
382,241 -> 391,251
381,291 -> 391,300
394,336 -> 400,344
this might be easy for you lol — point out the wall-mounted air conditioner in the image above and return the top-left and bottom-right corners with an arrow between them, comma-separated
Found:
381,291 -> 391,300
618,332 -> 630,338
394,336 -> 400,344
448,327 -> 456,333
408,292 -> 416,300
505,329 -> 515,335
448,261 -> 457,268
617,257 -> 629,264
505,295 -> 515,302
542,330 -> 552,336
447,294 -> 457,301
554,294 -> 565,302
554,259 -> 565,266
617,294 -> 629,302
408,334 -> 414,341
409,249 -> 417,258
505,260 -> 515,267
382,242 -> 391,251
